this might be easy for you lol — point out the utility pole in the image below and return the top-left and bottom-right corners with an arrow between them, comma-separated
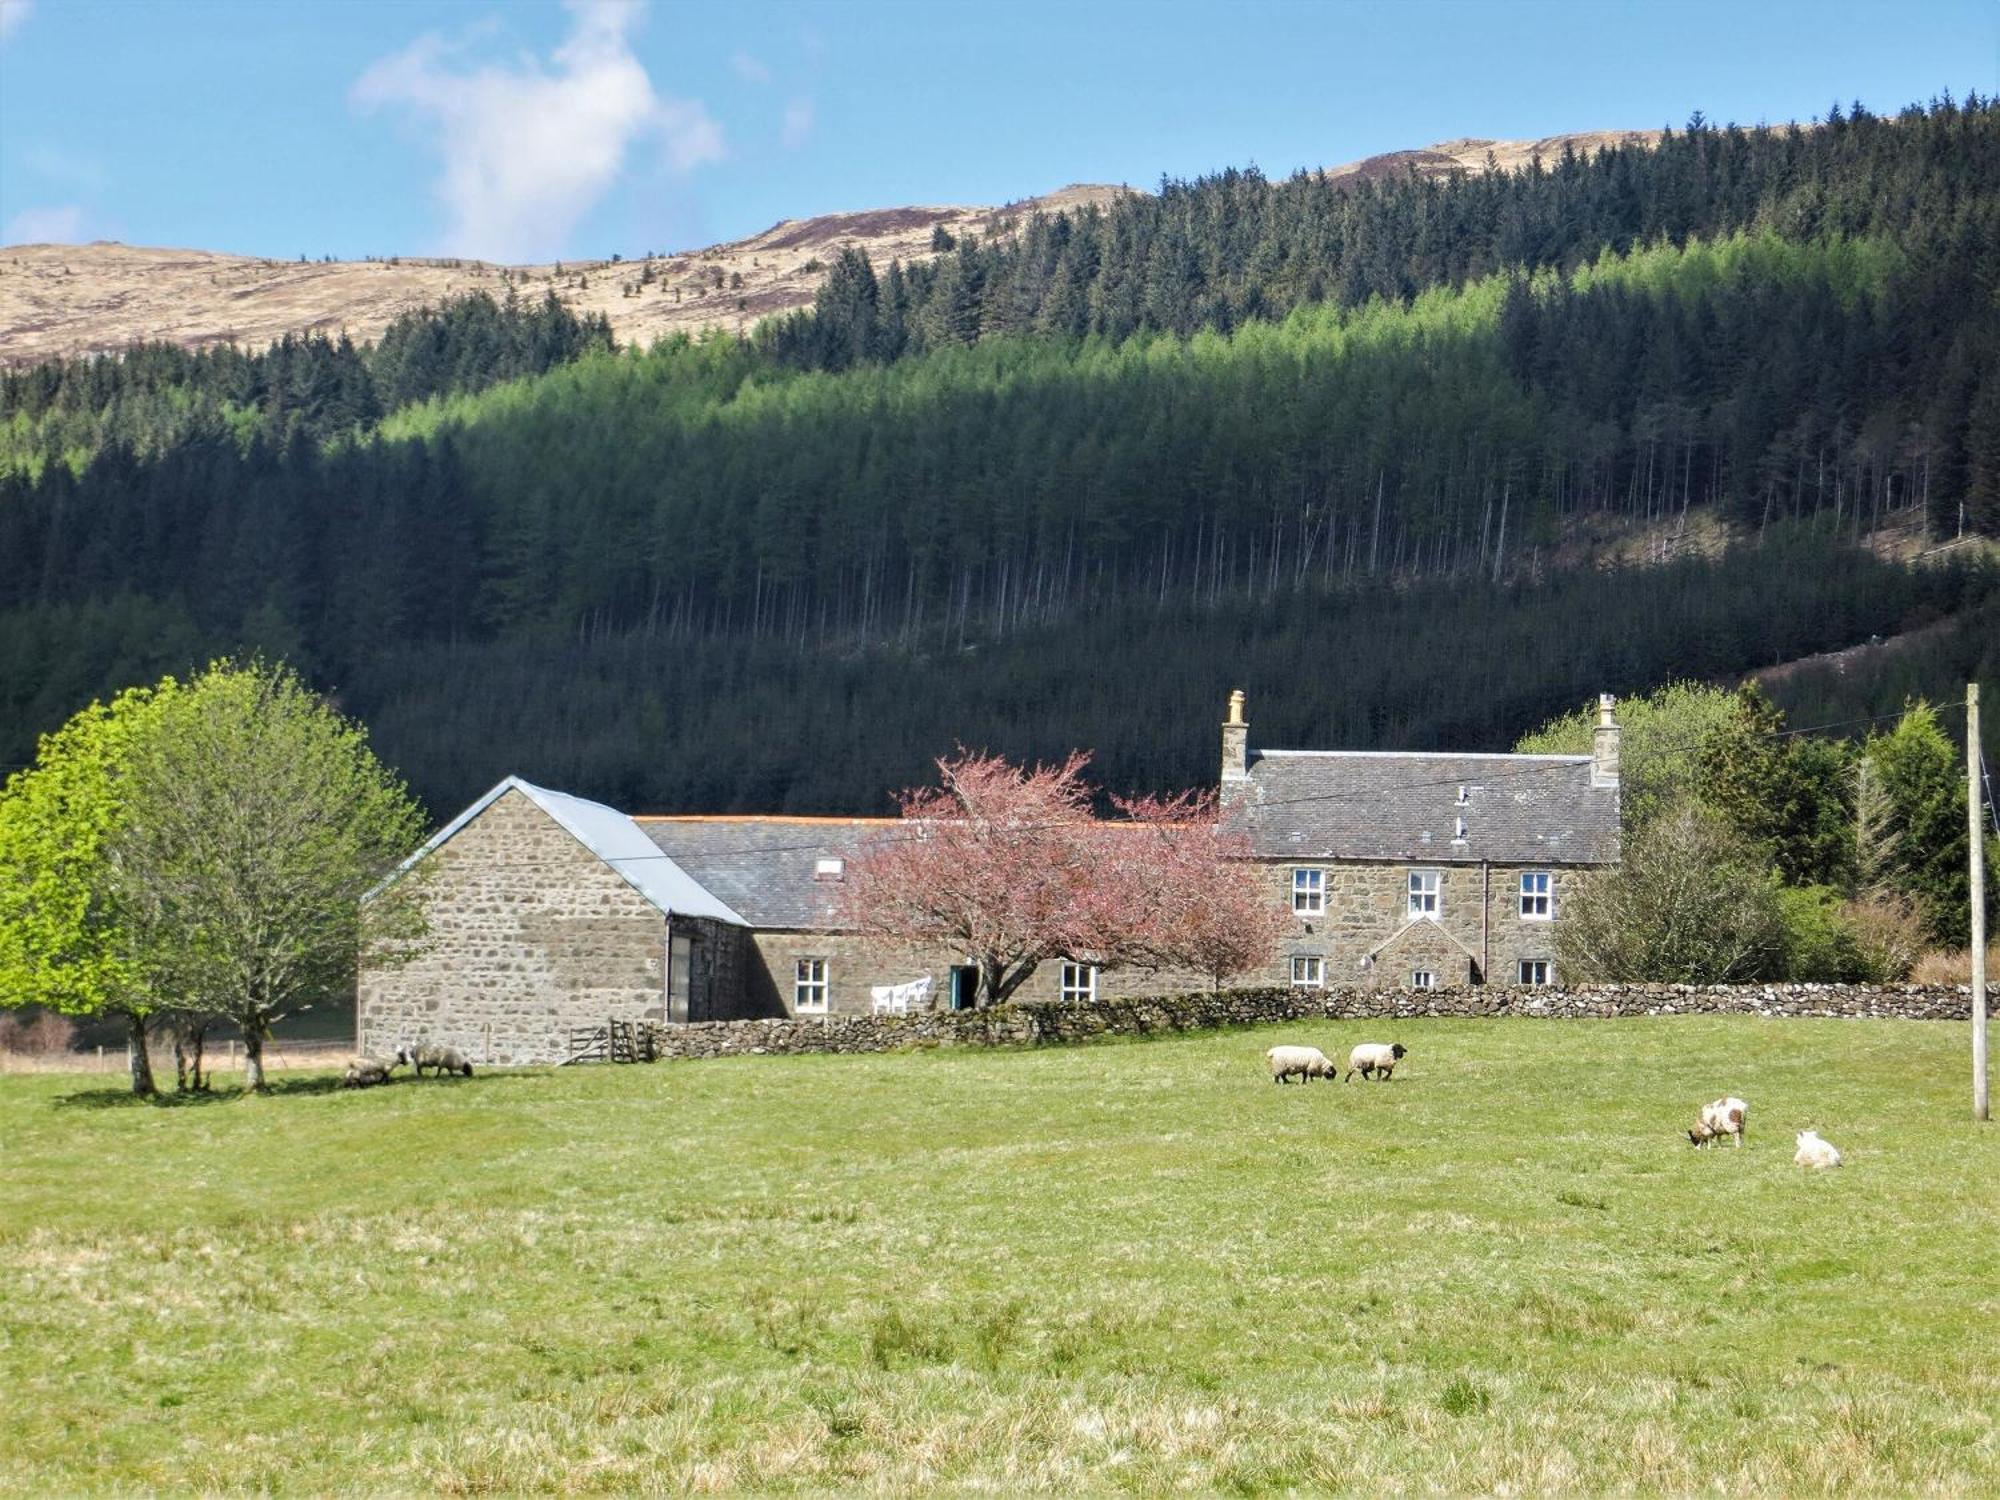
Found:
1971,681 -> 1988,1122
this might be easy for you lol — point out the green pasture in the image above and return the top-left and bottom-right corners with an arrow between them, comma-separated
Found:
2,1018 -> 1994,1493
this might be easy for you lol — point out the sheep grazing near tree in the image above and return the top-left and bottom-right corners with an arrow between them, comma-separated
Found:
1687,1096 -> 1749,1148
1344,1042 -> 1407,1082
397,1043 -> 473,1079
1265,1045 -> 1337,1084
342,1055 -> 400,1089
1794,1130 -> 1844,1169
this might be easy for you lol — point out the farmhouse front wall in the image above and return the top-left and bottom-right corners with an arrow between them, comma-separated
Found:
1256,861 -> 1572,990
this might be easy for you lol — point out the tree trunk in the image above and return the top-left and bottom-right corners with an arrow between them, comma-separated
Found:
243,1027 -> 266,1092
124,1011 -> 156,1098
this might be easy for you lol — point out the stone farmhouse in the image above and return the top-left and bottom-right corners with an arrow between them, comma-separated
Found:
357,693 -> 1621,1064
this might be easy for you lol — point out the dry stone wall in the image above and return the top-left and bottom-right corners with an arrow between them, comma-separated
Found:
624,982 -> 1988,1062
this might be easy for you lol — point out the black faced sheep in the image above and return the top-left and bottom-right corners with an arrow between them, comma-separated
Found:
1343,1042 -> 1407,1082
397,1043 -> 473,1079
1265,1045 -> 1337,1084
341,1055 -> 400,1089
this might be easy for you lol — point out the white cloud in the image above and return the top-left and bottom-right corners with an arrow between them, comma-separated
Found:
0,0 -> 32,45
351,0 -> 723,262
781,97 -> 814,150
4,203 -> 84,244
730,50 -> 770,86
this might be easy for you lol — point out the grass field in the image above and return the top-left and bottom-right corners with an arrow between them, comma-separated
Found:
3,1018 -> 1996,1494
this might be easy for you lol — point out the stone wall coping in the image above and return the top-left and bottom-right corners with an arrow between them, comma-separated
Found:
615,981 -> 1991,1063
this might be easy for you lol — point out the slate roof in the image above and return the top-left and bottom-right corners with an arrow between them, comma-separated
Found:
388,777 -> 747,925
1221,750 -> 1619,866
637,817 -> 898,931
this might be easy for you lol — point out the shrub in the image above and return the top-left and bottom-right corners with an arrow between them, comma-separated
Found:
1842,892 -> 1928,981
1557,800 -> 1785,982
0,1010 -> 77,1056
1775,884 -> 1867,981
1909,944 -> 2000,985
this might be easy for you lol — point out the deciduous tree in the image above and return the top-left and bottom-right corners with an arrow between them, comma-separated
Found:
840,752 -> 1282,1006
106,662 -> 431,1091
1557,800 -> 1786,983
0,684 -> 177,1095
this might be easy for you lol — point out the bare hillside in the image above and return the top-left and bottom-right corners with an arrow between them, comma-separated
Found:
0,132 -> 1659,366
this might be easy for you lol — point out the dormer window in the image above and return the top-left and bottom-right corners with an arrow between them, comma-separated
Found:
813,857 -> 845,881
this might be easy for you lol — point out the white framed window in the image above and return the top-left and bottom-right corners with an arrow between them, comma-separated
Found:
1520,870 -> 1552,920
1291,867 -> 1325,915
1059,962 -> 1099,1002
1407,869 -> 1441,920
794,957 -> 829,1013
813,856 -> 845,881
1519,959 -> 1552,987
1290,955 -> 1325,988
1410,969 -> 1436,990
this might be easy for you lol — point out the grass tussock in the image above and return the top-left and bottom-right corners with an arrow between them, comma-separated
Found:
2,1016 -> 1997,1494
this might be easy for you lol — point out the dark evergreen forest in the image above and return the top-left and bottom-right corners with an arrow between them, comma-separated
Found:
3,98 -> 1997,816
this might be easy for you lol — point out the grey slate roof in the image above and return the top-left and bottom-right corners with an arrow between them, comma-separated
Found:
387,776 -> 747,925
637,818 -> 897,930
1221,750 -> 1619,866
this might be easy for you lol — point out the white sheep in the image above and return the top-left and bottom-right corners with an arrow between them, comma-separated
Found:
1794,1130 -> 1843,1170
1265,1044 -> 1337,1084
1343,1042 -> 1407,1082
1687,1096 -> 1748,1148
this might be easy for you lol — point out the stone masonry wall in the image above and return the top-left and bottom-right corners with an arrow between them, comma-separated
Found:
745,930 -> 1207,1017
624,981 -> 1988,1061
1253,860 -> 1572,990
358,788 -> 668,1065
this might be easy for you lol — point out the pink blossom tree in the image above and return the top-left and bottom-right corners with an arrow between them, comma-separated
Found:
1108,789 -> 1291,991
840,751 -> 1283,1007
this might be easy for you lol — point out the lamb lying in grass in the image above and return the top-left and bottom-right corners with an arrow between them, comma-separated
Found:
1687,1096 -> 1748,1148
396,1043 -> 473,1079
341,1055 -> 400,1089
1265,1044 -> 1337,1083
1794,1130 -> 1843,1169
1344,1042 -> 1407,1082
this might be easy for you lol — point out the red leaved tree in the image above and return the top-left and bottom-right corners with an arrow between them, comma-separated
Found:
1109,789 -> 1291,990
840,751 -> 1283,1007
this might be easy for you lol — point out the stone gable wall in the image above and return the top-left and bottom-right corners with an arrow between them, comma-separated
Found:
621,982 -> 1988,1062
358,788 -> 669,1065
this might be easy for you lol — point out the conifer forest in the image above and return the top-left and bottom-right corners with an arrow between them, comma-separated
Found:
3,99 -> 1998,815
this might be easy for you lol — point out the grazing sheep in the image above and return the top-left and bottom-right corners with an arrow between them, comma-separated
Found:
342,1055 -> 400,1089
397,1043 -> 474,1079
1794,1130 -> 1843,1170
1343,1042 -> 1407,1082
1687,1096 -> 1749,1148
1265,1044 -> 1337,1084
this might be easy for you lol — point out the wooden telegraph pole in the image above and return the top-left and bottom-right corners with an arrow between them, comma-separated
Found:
1971,682 -> 1988,1122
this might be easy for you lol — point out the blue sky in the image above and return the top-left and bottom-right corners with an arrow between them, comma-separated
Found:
1,0 -> 1994,262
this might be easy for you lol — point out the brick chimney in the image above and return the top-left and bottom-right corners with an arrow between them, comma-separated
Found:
1592,693 -> 1621,787
1222,689 -> 1249,783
